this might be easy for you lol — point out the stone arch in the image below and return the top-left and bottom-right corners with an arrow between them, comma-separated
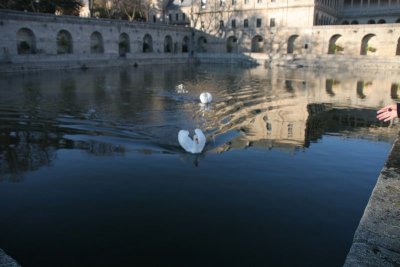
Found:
287,35 -> 299,54
368,19 -> 375,24
378,19 -> 386,24
356,81 -> 366,99
119,33 -> 130,56
182,36 -> 189,53
351,20 -> 359,24
226,36 -> 238,53
328,34 -> 342,54
17,27 -> 36,54
57,30 -> 73,54
251,35 -> 264,53
360,34 -> 376,55
391,83 -> 399,99
197,36 -> 207,52
90,31 -> 104,54
143,34 -> 153,53
164,35 -> 173,53
342,20 -> 349,25
397,18 -> 400,23
396,37 -> 400,56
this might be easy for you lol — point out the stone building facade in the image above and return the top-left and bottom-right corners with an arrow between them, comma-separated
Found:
164,0 -> 400,59
0,9 -> 193,69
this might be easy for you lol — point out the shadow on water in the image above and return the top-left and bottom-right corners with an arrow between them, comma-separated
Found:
0,65 -> 398,180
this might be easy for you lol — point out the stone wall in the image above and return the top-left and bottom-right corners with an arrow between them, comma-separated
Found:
1,9 -> 400,71
0,9 -> 193,66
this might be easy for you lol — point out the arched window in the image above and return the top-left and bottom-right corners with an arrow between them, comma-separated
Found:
90,31 -> 104,54
226,36 -> 238,53
182,36 -> 189,53
57,30 -> 73,54
287,35 -> 299,54
164,35 -> 173,53
251,35 -> 264,53
378,19 -> 386,24
143,34 -> 153,53
391,83 -> 399,99
342,20 -> 349,25
119,33 -> 130,56
351,20 -> 359,24
17,28 -> 36,54
360,34 -> 376,55
396,18 -> 400,23
197,36 -> 207,52
325,79 -> 335,97
356,81 -> 366,99
368,19 -> 375,24
328,34 -> 343,54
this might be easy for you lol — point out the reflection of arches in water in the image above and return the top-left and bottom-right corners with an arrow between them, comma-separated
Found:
164,35 -> 173,53
182,36 -> 189,53
119,33 -> 130,56
325,79 -> 335,96
90,31 -> 104,53
285,80 -> 294,92
143,34 -> 153,53
17,28 -> 36,54
226,36 -> 237,53
305,106 -> 386,147
391,83 -> 399,99
197,36 -> 207,52
60,78 -> 78,108
360,34 -> 375,55
57,29 -> 73,54
287,35 -> 299,54
251,35 -> 264,52
328,34 -> 342,54
356,81 -> 366,99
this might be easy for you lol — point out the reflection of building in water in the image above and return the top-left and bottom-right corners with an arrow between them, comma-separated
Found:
0,66 -> 399,164
212,69 -> 400,152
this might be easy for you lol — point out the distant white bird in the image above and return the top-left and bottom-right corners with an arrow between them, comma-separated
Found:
200,92 -> 212,104
178,128 -> 206,154
175,84 -> 188,94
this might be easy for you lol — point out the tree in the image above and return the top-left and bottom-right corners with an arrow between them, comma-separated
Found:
0,0 -> 84,16
91,0 -> 151,21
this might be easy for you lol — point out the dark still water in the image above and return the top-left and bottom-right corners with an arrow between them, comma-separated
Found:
0,65 -> 399,267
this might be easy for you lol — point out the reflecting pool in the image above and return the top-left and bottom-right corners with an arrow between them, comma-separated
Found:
0,65 -> 399,267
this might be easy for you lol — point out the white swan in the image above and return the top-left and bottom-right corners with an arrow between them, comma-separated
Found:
178,128 -> 206,154
175,84 -> 188,94
200,92 -> 212,104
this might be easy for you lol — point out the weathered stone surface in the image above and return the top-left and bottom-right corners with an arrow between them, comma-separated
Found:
0,249 -> 21,267
344,134 -> 400,267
